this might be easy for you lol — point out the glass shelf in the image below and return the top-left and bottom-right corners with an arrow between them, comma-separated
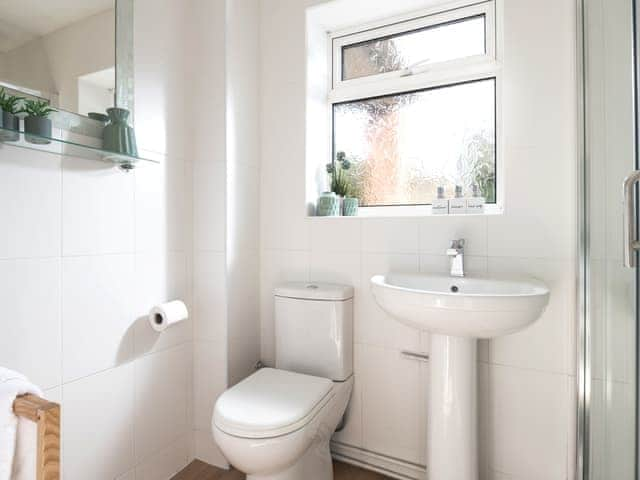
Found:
0,125 -> 160,170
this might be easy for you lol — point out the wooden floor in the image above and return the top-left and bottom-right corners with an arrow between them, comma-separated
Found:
171,459 -> 391,480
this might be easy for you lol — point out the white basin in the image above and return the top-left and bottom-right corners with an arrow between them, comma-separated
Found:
370,272 -> 550,338
370,271 -> 550,480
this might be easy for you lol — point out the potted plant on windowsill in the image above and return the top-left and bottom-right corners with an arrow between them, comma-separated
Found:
22,99 -> 56,145
0,88 -> 24,142
326,151 -> 359,216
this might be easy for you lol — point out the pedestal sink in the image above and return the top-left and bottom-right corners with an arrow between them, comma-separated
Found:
370,273 -> 550,480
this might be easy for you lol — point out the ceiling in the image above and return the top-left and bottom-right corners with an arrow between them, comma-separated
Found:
0,0 -> 113,53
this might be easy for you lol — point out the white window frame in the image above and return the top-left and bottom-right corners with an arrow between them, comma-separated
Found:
326,0 -> 502,216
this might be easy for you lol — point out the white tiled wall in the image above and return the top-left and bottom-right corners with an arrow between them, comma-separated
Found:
259,1 -> 577,479
188,0 -> 262,467
188,0 -> 229,467
0,1 -> 194,478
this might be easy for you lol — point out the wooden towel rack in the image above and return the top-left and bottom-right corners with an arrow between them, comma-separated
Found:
12,394 -> 60,480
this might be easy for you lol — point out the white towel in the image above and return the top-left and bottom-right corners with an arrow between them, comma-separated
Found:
0,367 -> 42,480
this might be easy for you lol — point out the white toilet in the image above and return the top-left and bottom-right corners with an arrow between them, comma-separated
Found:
212,282 -> 354,480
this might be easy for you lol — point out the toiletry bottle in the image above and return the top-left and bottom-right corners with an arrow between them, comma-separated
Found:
467,184 -> 485,214
432,186 -> 449,215
449,185 -> 467,214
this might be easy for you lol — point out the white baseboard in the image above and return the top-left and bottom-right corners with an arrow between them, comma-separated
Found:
331,441 -> 426,480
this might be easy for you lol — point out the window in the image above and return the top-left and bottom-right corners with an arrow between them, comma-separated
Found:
330,2 -> 498,208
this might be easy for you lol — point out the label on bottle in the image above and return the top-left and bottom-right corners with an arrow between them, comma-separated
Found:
449,198 -> 467,214
432,199 -> 449,215
466,198 -> 485,214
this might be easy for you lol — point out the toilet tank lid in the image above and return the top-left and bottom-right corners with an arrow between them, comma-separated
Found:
274,282 -> 354,301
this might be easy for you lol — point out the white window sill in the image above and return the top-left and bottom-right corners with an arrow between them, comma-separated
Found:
308,204 -> 504,218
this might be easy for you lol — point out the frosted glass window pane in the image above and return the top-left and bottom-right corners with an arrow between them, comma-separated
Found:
333,78 -> 496,206
342,16 -> 486,81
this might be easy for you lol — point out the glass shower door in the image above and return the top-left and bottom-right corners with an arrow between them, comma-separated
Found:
583,0 -> 638,478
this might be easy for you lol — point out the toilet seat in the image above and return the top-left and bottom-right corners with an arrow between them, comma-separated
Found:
214,368 -> 334,439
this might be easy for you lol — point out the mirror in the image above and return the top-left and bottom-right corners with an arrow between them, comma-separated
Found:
0,0 -> 133,124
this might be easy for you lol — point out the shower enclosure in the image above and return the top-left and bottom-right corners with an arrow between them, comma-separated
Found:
580,0 -> 639,478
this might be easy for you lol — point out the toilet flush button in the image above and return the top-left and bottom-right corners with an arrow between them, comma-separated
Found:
306,284 -> 319,289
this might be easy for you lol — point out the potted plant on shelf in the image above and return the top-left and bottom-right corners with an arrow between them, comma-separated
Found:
325,151 -> 359,216
0,88 -> 24,142
22,99 -> 56,145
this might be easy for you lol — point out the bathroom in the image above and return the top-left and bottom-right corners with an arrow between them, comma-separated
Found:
0,0 -> 631,479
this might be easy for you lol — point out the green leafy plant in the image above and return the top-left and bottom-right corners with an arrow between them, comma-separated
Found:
0,87 -> 24,114
326,151 -> 355,197
21,99 -> 56,118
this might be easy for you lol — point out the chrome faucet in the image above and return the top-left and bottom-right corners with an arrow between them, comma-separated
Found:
446,239 -> 465,277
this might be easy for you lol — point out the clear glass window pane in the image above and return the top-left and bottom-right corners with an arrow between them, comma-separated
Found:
333,78 -> 496,206
341,15 -> 486,81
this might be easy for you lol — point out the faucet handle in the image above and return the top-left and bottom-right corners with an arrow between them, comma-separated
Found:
450,239 -> 465,249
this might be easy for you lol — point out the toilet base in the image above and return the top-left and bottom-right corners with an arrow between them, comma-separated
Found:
247,438 -> 333,480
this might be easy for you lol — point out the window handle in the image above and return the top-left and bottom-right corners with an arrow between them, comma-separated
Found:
623,170 -> 640,268
400,58 -> 431,77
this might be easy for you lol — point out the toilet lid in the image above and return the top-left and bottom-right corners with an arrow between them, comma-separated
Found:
214,368 -> 334,439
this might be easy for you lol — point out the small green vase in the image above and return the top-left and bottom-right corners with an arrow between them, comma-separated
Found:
103,107 -> 138,157
317,192 -> 339,216
343,197 -> 359,216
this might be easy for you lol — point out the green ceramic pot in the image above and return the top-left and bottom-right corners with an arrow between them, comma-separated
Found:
24,116 -> 52,145
0,111 -> 19,142
103,107 -> 138,157
317,192 -> 339,216
343,197 -> 359,216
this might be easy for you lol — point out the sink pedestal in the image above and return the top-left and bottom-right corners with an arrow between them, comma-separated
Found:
428,334 -> 478,480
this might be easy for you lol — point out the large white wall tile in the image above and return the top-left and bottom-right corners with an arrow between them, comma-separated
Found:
487,148 -> 576,260
310,218 -> 362,253
332,343 -> 363,448
357,253 -> 419,351
488,365 -> 569,480
0,148 -> 61,259
134,0 -> 191,157
260,249 -> 310,365
227,163 -> 260,254
193,251 -> 227,342
309,251 -> 361,288
62,158 -> 135,256
0,258 -> 61,389
502,0 -> 576,153
360,344 -> 426,463
62,364 -> 135,480
193,341 -> 227,431
362,218 -> 420,254
134,344 -> 190,461
62,254 -> 135,382
193,159 -> 226,253
134,252 -> 191,356
488,258 -> 575,374
260,164 -> 311,251
135,157 -> 187,254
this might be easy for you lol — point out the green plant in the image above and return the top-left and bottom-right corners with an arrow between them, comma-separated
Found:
21,99 -> 56,118
327,151 -> 354,197
0,88 -> 24,114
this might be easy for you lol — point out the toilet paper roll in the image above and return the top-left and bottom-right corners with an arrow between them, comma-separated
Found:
149,300 -> 188,332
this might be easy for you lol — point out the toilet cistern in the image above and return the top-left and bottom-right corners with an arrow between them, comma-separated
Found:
446,239 -> 465,277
